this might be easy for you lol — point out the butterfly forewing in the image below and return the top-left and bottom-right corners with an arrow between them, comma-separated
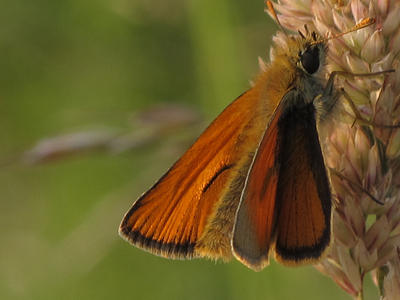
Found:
119,88 -> 273,260
273,100 -> 332,266
233,92 -> 332,270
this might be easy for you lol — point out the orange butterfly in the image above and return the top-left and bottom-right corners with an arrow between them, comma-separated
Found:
119,1 -> 377,271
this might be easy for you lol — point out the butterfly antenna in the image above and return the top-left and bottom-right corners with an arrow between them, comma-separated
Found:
266,1 -> 288,37
310,17 -> 375,46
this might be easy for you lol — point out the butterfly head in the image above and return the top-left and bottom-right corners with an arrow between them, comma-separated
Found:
270,29 -> 329,79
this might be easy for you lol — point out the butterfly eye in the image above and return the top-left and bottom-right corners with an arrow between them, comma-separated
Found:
301,47 -> 320,74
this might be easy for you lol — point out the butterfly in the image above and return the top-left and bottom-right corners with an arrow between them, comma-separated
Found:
119,1 -> 380,271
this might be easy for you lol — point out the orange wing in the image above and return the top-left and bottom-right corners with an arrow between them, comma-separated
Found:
272,100 -> 332,267
119,87 -> 273,260
233,93 -> 332,271
232,99 -> 283,271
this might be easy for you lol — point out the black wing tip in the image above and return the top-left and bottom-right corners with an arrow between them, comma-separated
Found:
274,234 -> 332,266
119,225 -> 198,260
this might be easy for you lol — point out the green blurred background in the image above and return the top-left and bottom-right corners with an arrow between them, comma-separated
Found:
0,0 -> 377,299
